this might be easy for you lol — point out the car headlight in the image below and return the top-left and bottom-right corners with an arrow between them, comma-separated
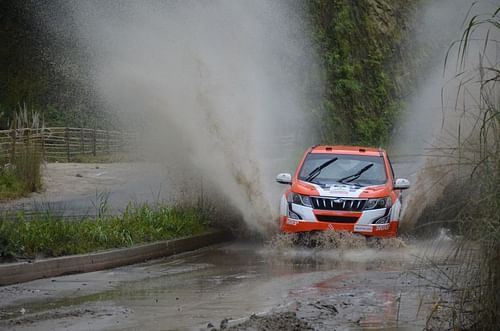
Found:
288,209 -> 302,220
364,197 -> 392,210
288,192 -> 312,207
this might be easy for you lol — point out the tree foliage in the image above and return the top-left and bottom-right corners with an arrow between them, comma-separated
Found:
0,0 -> 106,129
306,0 -> 417,146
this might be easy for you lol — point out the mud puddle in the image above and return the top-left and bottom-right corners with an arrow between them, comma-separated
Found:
0,237 -> 456,330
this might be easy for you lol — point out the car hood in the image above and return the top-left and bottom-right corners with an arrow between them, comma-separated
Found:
292,180 -> 390,198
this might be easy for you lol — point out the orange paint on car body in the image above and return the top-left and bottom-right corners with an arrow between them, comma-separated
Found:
276,146 -> 409,238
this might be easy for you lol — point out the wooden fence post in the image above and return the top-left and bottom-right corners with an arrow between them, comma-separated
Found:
106,130 -> 110,154
10,129 -> 16,164
41,128 -> 46,160
93,128 -> 97,156
80,128 -> 85,154
65,127 -> 70,162
25,128 -> 30,147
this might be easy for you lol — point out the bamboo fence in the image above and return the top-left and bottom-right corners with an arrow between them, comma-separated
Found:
0,127 -> 137,164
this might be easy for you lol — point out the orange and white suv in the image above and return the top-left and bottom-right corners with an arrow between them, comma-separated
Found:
276,146 -> 410,237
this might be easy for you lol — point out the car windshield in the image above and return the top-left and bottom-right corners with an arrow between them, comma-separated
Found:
298,153 -> 387,186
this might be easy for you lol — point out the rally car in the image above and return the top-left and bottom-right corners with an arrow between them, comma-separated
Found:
276,146 -> 410,237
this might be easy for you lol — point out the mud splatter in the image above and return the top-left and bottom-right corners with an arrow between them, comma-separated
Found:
266,231 -> 406,250
368,236 -> 407,249
60,1 -> 319,235
315,231 -> 367,249
266,233 -> 297,251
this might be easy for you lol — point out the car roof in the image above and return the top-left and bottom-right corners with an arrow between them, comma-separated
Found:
310,145 -> 385,156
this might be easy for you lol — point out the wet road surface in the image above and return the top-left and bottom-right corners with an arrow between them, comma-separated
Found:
0,239 -> 452,331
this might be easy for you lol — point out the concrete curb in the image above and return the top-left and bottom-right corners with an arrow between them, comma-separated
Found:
0,230 -> 233,286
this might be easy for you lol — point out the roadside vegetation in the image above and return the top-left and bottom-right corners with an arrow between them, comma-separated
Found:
420,5 -> 500,330
0,203 -> 210,261
0,170 -> 26,200
0,108 -> 43,200
447,7 -> 499,329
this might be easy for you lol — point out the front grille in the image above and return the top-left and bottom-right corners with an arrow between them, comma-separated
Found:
311,197 -> 366,211
315,215 -> 359,223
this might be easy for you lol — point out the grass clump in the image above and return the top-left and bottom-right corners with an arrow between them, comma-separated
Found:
0,168 -> 26,200
0,203 -> 209,260
12,142 -> 43,193
0,143 -> 43,200
0,107 -> 43,200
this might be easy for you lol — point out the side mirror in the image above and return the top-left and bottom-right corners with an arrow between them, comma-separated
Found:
276,173 -> 292,185
394,178 -> 410,190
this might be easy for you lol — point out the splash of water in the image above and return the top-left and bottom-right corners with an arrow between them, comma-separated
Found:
62,1 -> 319,234
267,231 -> 406,250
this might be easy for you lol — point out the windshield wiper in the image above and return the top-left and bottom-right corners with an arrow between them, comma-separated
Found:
338,163 -> 374,183
305,157 -> 338,182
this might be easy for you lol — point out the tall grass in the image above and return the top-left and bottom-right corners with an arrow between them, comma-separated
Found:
424,5 -> 500,330
453,6 -> 499,330
13,139 -> 42,192
12,106 -> 43,192
0,106 -> 43,199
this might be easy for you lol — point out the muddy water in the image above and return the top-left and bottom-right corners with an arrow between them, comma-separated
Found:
0,239 -> 454,331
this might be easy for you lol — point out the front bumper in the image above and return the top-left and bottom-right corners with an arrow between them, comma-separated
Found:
280,217 -> 398,237
280,203 -> 398,237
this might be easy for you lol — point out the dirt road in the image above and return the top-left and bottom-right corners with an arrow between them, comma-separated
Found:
0,237 -> 453,331
0,163 -> 171,217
